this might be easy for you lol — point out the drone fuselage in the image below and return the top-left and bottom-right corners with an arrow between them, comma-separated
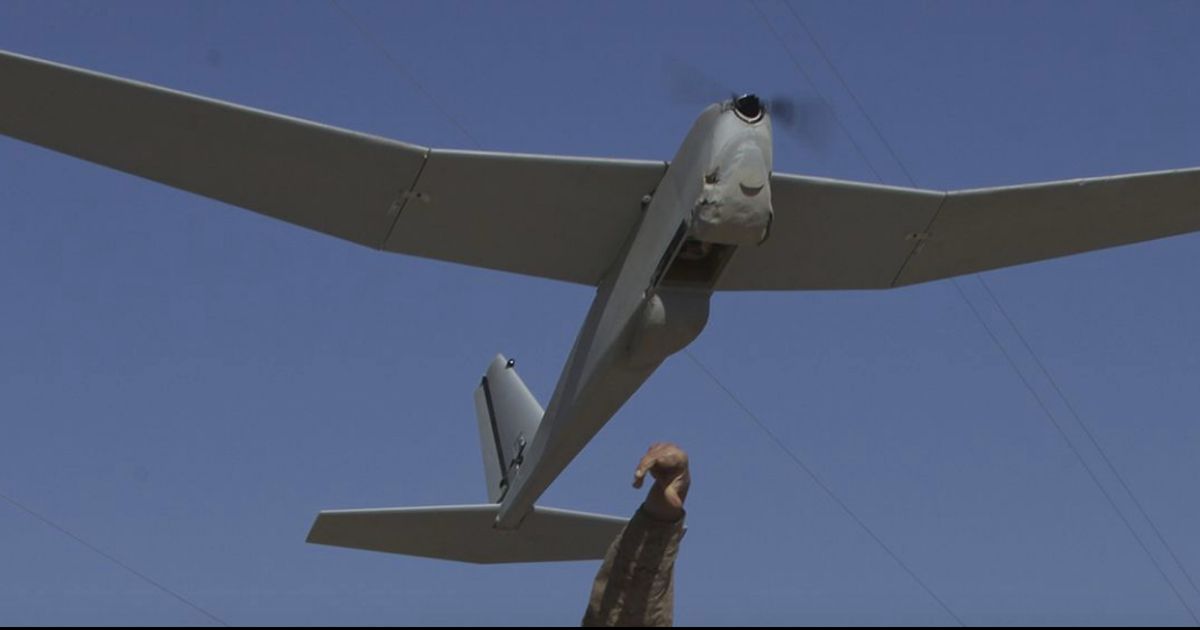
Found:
495,101 -> 775,528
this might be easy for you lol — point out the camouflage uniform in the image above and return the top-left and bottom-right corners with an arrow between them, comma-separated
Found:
582,507 -> 687,627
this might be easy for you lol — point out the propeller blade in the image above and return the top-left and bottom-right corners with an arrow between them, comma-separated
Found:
662,55 -> 733,106
768,95 -> 834,151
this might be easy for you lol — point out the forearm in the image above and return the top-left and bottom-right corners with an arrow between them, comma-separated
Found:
582,506 -> 686,627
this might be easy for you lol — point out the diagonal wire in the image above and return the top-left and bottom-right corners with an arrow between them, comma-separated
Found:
746,0 -> 886,183
781,1 -> 918,186
0,490 -> 229,626
976,274 -> 1200,601
685,350 -> 966,626
948,280 -> 1200,624
745,1 -> 971,623
779,0 -> 1200,622
328,0 -> 483,149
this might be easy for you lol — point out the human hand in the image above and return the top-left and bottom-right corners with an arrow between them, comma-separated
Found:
633,442 -> 690,522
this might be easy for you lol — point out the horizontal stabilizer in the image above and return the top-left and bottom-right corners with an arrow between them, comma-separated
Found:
306,504 -> 626,564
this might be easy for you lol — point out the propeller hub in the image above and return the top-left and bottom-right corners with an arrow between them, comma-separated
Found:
733,93 -> 764,123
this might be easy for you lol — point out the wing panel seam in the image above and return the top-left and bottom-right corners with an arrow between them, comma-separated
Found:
889,192 -> 949,288
379,147 -> 432,248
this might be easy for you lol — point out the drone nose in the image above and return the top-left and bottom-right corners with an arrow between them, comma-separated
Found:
735,147 -> 768,197
740,183 -> 765,197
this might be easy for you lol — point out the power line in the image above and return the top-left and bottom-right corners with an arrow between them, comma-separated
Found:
328,0 -> 482,149
684,350 -> 966,627
778,0 -> 1200,622
743,3 -> 971,624
781,1 -> 918,186
745,0 -> 886,183
948,280 -> 1200,624
975,274 -> 1200,601
0,490 -> 228,627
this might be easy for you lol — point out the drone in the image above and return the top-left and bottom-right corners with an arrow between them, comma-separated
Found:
3,50 -> 1198,563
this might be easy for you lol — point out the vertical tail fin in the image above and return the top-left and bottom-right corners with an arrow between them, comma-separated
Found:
473,354 -> 543,503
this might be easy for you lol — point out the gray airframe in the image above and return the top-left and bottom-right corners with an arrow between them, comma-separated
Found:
3,50 -> 1199,563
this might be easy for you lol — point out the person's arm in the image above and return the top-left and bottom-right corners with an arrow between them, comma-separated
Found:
582,443 -> 690,627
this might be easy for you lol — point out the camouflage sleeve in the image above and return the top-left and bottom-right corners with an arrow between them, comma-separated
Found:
581,505 -> 687,627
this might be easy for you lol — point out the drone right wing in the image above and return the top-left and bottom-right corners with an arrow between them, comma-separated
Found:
717,168 -> 1200,290
0,50 -> 666,286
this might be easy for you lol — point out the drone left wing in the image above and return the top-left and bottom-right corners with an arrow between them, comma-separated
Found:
0,50 -> 665,285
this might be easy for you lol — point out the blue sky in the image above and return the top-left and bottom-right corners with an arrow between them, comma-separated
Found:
2,0 -> 1199,625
